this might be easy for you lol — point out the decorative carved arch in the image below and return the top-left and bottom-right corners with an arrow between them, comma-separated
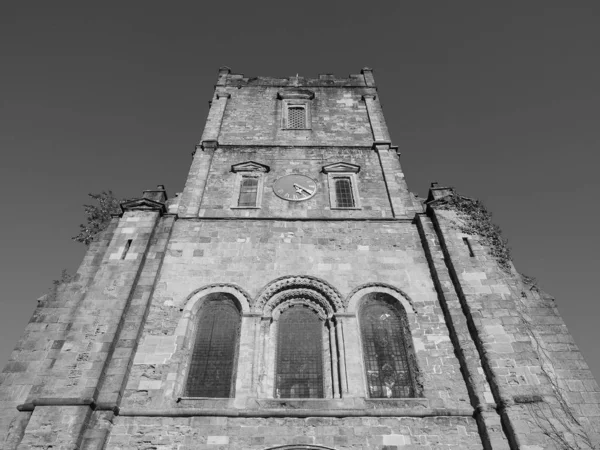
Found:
267,288 -> 332,319
345,282 -> 415,314
271,296 -> 329,321
253,275 -> 344,314
175,283 -> 251,336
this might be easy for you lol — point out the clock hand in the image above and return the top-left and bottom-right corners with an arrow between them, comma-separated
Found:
293,183 -> 314,195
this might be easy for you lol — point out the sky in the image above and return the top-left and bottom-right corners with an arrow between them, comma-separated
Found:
1,2 -> 599,382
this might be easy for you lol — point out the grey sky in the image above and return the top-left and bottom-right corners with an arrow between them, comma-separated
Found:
1,2 -> 599,381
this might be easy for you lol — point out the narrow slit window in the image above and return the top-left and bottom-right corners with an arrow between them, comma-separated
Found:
238,177 -> 258,207
275,306 -> 324,398
287,106 -> 306,129
121,240 -> 132,260
463,237 -> 475,257
186,298 -> 240,398
334,177 -> 355,208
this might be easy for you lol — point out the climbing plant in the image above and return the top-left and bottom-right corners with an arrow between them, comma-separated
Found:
435,195 -> 513,273
73,191 -> 128,245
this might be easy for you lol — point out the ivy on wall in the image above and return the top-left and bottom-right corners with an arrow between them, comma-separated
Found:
434,195 -> 513,273
73,191 -> 129,245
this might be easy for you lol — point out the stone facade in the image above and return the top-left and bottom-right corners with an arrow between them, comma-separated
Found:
1,67 -> 599,449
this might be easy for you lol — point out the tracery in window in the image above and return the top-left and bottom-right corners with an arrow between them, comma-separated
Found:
275,305 -> 324,398
185,297 -> 240,397
360,296 -> 415,398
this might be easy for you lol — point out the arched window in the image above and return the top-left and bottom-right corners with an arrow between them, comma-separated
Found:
185,296 -> 240,397
275,305 -> 324,398
360,295 -> 416,398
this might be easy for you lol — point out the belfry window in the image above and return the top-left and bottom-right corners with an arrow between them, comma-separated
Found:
275,306 -> 324,398
277,89 -> 314,130
360,296 -> 416,398
185,297 -> 240,397
286,105 -> 307,129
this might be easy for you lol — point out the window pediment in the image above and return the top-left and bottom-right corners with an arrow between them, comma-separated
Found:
120,198 -> 166,214
277,89 -> 315,100
321,162 -> 361,174
231,161 -> 270,173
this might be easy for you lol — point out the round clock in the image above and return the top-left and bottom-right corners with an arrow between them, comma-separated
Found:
273,174 -> 318,201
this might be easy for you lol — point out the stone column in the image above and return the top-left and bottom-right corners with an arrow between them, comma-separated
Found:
236,313 -> 262,405
328,319 -> 340,398
258,316 -> 273,398
336,314 -> 365,398
322,321 -> 333,399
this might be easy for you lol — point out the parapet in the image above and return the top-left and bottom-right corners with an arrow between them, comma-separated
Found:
216,66 -> 376,88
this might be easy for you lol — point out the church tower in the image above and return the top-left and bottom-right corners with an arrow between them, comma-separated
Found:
1,67 -> 599,449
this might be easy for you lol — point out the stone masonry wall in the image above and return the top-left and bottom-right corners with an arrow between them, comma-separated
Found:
0,218 -> 117,445
4,67 -> 599,449
104,415 -> 483,449
217,86 -> 374,147
429,205 -> 600,448
122,219 -> 471,414
199,147 -> 395,219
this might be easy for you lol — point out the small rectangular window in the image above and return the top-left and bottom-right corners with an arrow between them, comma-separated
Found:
287,106 -> 306,129
121,240 -> 132,260
463,237 -> 475,257
238,177 -> 258,207
334,177 -> 355,208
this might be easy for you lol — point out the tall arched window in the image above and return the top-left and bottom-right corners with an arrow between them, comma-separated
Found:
275,305 -> 324,398
360,295 -> 416,398
185,296 -> 240,397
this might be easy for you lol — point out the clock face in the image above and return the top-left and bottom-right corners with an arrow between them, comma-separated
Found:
273,174 -> 317,201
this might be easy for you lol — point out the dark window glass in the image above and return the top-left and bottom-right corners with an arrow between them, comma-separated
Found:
238,177 -> 258,207
275,306 -> 323,398
360,300 -> 414,398
186,298 -> 240,397
287,106 -> 306,129
334,177 -> 355,208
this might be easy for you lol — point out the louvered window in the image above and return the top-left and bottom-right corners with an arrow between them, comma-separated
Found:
238,176 -> 258,207
360,299 -> 415,398
185,298 -> 240,397
287,106 -> 306,129
275,306 -> 324,398
334,177 -> 355,208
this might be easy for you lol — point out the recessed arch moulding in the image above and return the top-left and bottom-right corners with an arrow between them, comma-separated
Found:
166,276 -> 421,404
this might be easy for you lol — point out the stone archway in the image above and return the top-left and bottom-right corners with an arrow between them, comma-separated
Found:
251,276 -> 347,400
